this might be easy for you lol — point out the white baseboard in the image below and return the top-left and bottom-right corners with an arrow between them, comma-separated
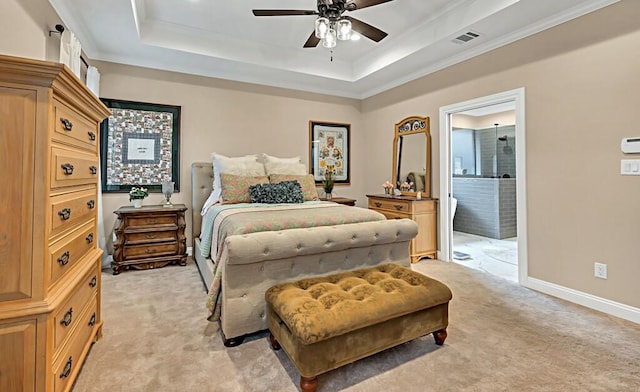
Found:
525,277 -> 640,324
187,246 -> 192,256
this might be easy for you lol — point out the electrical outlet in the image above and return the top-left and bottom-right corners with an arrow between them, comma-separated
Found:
594,262 -> 608,279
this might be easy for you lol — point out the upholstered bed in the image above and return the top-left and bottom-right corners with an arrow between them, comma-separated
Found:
191,161 -> 419,345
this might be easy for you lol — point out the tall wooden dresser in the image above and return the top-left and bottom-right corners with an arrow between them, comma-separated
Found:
0,55 -> 111,391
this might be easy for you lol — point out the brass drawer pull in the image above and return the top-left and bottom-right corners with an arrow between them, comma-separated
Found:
394,204 -> 404,211
58,208 -> 71,221
89,276 -> 97,288
86,233 -> 94,244
87,199 -> 95,209
89,165 -> 97,174
88,312 -> 97,327
60,357 -> 73,379
147,218 -> 158,224
145,248 -> 155,254
374,202 -> 382,207
88,131 -> 96,141
60,307 -> 73,327
57,251 -> 70,266
61,163 -> 74,175
60,118 -> 73,131
145,233 -> 158,239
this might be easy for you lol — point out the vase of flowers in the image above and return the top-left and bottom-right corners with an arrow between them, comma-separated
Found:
382,181 -> 394,197
323,170 -> 335,200
129,186 -> 148,208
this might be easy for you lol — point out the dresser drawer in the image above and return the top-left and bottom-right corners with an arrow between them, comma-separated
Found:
49,221 -> 96,287
50,189 -> 97,236
125,229 -> 177,245
53,295 -> 97,392
376,210 -> 409,220
123,242 -> 179,260
52,100 -> 98,153
368,198 -> 411,213
126,214 -> 178,229
52,264 -> 99,351
51,147 -> 99,188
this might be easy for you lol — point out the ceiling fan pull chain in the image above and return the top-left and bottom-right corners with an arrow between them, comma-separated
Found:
331,50 -> 334,62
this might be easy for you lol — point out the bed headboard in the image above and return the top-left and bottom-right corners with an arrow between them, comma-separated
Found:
191,162 -> 213,239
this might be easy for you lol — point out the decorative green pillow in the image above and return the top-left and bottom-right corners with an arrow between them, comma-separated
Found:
268,174 -> 319,201
220,173 -> 269,204
249,181 -> 304,204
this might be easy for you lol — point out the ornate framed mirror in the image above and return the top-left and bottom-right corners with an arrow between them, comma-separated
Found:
392,116 -> 431,198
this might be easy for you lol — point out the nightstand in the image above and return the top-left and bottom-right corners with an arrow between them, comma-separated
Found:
319,197 -> 356,206
112,204 -> 188,274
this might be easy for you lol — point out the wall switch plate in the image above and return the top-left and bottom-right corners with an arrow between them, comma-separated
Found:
621,159 -> 640,175
594,262 -> 608,279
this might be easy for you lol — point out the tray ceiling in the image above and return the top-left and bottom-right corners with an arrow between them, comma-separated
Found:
49,0 -> 618,98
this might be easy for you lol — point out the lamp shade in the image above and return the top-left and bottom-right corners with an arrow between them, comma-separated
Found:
315,17 -> 329,39
336,19 -> 352,41
322,28 -> 337,48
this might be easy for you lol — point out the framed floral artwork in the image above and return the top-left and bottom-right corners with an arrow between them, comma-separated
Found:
309,121 -> 350,185
100,98 -> 181,193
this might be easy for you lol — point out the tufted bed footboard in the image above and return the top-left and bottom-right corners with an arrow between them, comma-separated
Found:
218,218 -> 418,345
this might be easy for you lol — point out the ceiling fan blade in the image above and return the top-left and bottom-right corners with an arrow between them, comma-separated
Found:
346,16 -> 388,42
252,9 -> 317,17
348,0 -> 394,10
303,31 -> 320,48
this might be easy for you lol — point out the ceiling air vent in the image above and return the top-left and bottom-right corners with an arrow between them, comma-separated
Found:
453,31 -> 480,44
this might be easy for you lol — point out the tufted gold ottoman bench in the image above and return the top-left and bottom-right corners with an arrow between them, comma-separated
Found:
266,264 -> 452,392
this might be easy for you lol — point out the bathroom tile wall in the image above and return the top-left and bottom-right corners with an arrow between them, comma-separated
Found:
476,125 -> 516,178
498,179 -> 517,238
453,178 -> 517,239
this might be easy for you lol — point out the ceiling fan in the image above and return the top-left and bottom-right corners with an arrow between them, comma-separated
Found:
252,0 -> 393,48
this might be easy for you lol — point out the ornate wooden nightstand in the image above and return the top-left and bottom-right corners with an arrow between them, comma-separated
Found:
112,204 -> 188,274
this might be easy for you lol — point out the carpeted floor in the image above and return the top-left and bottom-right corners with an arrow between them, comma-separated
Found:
72,259 -> 640,392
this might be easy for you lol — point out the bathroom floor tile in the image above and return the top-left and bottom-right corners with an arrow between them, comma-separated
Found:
452,231 -> 518,282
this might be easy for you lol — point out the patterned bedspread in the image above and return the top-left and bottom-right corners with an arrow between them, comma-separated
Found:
204,202 -> 385,320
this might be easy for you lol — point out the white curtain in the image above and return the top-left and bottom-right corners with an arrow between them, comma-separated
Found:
59,30 -> 82,77
88,67 -> 112,269
97,171 -> 112,269
86,66 -> 100,96
59,32 -> 110,268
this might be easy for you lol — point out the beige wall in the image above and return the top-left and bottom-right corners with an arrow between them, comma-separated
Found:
0,0 -> 61,61
95,62 -> 364,243
363,0 -> 640,308
4,0 -> 639,312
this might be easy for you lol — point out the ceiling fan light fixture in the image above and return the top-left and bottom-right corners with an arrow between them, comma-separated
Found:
322,28 -> 337,48
350,33 -> 361,41
315,17 -> 329,39
336,19 -> 352,41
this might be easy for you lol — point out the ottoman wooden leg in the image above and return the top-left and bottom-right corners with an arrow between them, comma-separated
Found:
433,328 -> 448,345
300,376 -> 318,392
269,332 -> 281,350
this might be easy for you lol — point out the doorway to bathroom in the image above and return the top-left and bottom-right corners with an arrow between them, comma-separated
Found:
439,89 -> 528,284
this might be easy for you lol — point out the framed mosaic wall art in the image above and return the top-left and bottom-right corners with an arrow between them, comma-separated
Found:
309,121 -> 351,185
100,99 -> 181,193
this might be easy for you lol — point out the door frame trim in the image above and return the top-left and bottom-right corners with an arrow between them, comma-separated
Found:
438,88 -> 528,284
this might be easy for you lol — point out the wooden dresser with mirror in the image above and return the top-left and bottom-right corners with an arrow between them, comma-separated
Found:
367,116 -> 437,263
0,54 -> 111,391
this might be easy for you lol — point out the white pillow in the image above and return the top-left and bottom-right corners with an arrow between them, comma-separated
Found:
263,154 -> 307,175
263,154 -> 301,164
210,153 -> 265,205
